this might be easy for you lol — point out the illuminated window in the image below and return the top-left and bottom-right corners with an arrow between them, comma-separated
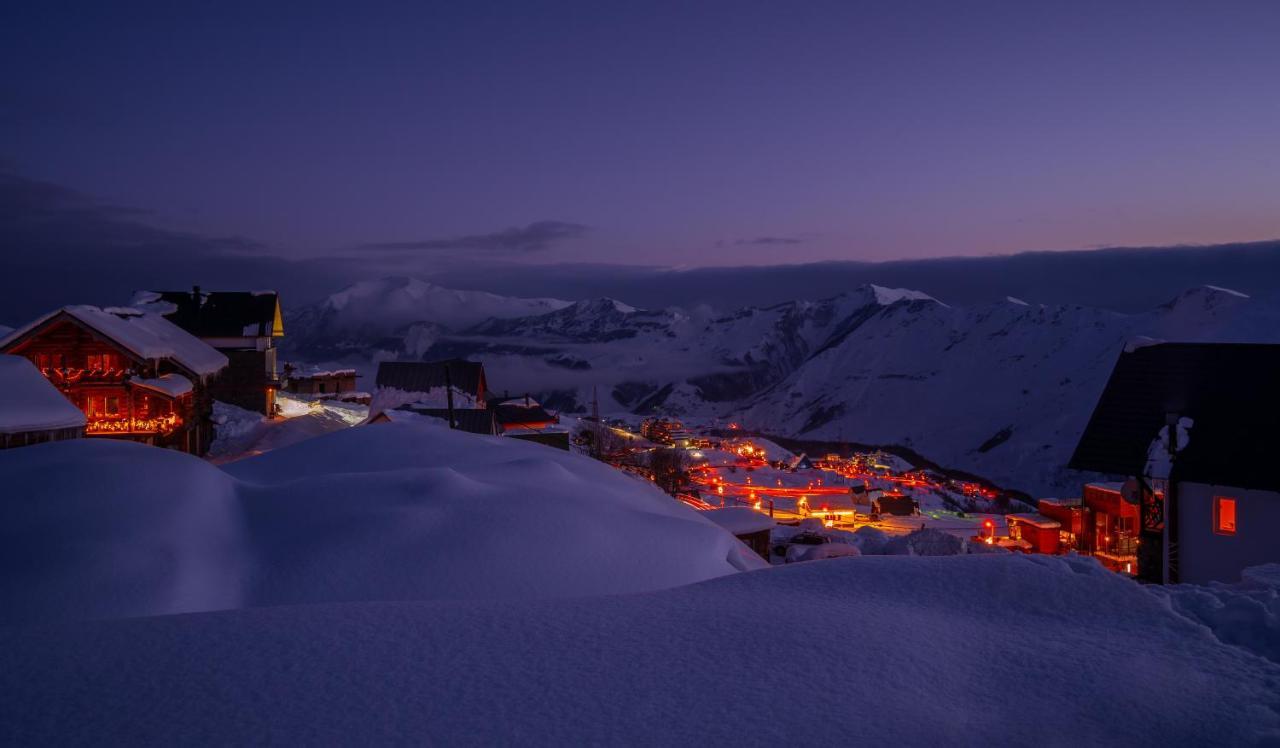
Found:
1214,497 -> 1237,536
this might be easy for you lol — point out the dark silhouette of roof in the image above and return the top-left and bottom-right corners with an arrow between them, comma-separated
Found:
491,397 -> 556,427
396,405 -> 496,435
1069,342 -> 1280,492
147,289 -> 282,338
375,359 -> 487,396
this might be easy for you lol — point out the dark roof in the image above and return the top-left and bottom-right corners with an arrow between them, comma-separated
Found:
397,405 -> 496,435
1069,343 -> 1280,492
147,290 -> 282,338
375,359 -> 486,396
492,399 -> 556,426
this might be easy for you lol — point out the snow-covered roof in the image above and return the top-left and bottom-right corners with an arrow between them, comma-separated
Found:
1006,513 -> 1061,530
1038,498 -> 1081,509
131,374 -> 194,399
0,355 -> 86,434
0,306 -> 228,378
702,506 -> 775,535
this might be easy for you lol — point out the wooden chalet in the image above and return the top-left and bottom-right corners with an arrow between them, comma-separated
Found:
0,305 -> 228,455
374,359 -> 488,408
136,288 -> 284,416
490,395 -> 570,450
284,367 -> 361,398
0,354 -> 86,449
1070,342 -> 1280,584
368,405 -> 498,435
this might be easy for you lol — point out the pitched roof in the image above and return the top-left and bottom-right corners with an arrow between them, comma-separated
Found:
394,405 -> 496,435
0,306 -> 228,378
492,399 -> 556,427
0,355 -> 86,434
1069,343 -> 1280,492
135,290 -> 283,338
375,360 -> 486,396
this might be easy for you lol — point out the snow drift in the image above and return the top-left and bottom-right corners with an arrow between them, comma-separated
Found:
0,423 -> 763,625
2,554 -> 1277,744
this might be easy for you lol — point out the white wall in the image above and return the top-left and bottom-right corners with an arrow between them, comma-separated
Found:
1178,482 -> 1280,584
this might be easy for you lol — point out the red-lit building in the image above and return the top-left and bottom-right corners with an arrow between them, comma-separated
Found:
1070,342 -> 1280,584
1005,513 -> 1062,554
0,306 -> 228,455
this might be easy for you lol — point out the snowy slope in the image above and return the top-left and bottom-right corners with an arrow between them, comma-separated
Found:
741,286 -> 1280,494
282,281 -> 1280,495
3,555 -> 1277,744
0,425 -> 763,625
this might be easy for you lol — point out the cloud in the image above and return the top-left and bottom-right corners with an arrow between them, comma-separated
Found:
362,221 -> 589,254
716,235 -> 806,248
429,241 -> 1280,314
0,166 -> 353,323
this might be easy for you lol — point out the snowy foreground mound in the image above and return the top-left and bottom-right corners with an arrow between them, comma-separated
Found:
3,555 -> 1278,745
0,423 -> 762,625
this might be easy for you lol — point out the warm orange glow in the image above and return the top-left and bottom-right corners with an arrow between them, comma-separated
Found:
86,412 -> 181,435
1214,497 -> 1237,535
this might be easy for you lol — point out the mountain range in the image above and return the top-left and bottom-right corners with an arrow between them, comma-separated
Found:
283,278 -> 1280,495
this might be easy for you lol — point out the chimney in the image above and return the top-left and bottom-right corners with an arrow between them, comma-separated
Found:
192,285 -> 202,305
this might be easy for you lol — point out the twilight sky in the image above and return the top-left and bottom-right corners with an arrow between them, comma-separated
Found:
3,0 -> 1279,278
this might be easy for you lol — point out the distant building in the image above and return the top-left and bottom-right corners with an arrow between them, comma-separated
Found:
136,288 -> 284,416
1070,342 -> 1280,584
1004,513 -> 1062,555
0,306 -> 227,455
372,359 -> 488,414
872,492 -> 918,517
285,368 -> 361,398
368,405 -> 497,435
0,354 -> 86,449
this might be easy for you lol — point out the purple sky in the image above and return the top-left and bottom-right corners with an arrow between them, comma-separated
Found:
3,1 -> 1279,273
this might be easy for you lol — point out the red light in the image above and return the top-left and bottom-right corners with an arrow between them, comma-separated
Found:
983,520 -> 993,528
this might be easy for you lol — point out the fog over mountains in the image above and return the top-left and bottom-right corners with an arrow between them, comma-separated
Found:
285,278 -> 1280,496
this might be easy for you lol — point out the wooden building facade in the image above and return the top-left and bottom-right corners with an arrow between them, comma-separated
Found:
0,306 -> 228,455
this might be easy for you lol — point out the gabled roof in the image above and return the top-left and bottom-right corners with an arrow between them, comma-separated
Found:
0,306 -> 228,378
375,359 -> 486,396
0,355 -> 86,434
135,290 -> 283,338
394,405 -> 497,435
1069,343 -> 1280,492
492,398 -> 556,427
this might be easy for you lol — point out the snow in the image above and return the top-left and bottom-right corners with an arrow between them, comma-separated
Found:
868,284 -> 942,306
1124,335 -> 1164,352
208,393 -> 368,461
130,373 -> 193,398
1205,285 -> 1250,298
702,506 -> 775,535
0,422 -> 763,625
2,554 -> 1277,744
1006,512 -> 1061,530
1156,563 -> 1280,665
369,385 -> 482,415
0,306 -> 228,378
0,355 -> 86,433
1145,416 -> 1193,480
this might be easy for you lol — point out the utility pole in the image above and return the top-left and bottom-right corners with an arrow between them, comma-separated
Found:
590,385 -> 602,459
445,365 -> 456,429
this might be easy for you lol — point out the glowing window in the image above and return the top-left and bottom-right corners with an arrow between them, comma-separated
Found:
1214,497 -> 1237,536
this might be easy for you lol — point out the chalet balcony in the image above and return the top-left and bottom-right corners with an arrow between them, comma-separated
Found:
85,413 -> 182,436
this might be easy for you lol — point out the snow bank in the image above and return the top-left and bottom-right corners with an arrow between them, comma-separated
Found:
2,555 -> 1276,744
1156,563 -> 1280,665
0,421 -> 763,625
0,355 -> 86,433
703,506 -> 774,535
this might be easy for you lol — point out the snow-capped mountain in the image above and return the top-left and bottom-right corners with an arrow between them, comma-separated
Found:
286,277 -> 571,358
284,278 -> 1280,495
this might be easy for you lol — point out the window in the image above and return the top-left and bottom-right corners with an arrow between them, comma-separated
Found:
105,396 -> 121,416
1214,497 -> 1237,536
